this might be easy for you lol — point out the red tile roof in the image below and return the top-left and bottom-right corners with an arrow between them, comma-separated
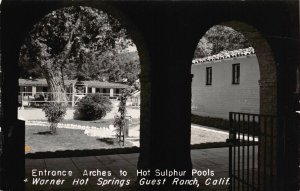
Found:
192,47 -> 255,64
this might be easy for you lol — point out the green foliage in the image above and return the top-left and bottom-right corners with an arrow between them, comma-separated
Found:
114,88 -> 132,144
32,93 -> 46,107
42,102 -> 67,134
43,103 -> 67,124
114,88 -> 131,143
19,6 -> 140,85
113,115 -> 124,138
74,94 -> 112,120
194,25 -> 251,59
79,51 -> 140,85
194,37 -> 213,58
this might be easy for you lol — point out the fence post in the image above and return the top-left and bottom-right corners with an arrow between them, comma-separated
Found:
110,88 -> 114,98
72,84 -> 75,107
124,117 -> 130,137
228,112 -> 233,191
21,92 -> 24,109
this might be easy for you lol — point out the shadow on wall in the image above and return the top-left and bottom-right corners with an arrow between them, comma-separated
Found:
191,114 -> 230,131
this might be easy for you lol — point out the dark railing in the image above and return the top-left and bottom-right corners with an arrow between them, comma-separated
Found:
228,112 -> 277,191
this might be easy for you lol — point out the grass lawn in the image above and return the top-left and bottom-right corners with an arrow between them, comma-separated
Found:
25,125 -> 135,153
22,106 -> 141,154
60,118 -> 140,128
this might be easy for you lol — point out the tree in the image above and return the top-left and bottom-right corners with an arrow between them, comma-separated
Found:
19,6 -> 132,102
193,37 -> 213,58
42,103 -> 66,134
194,25 -> 251,59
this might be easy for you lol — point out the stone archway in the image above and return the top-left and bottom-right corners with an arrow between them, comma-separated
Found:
17,4 -> 149,151
190,21 -> 279,190
220,21 -> 277,115
1,2 -> 152,190
219,21 -> 278,190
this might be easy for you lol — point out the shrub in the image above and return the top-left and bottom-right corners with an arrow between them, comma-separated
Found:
114,88 -> 131,144
74,94 -> 112,120
32,93 -> 45,107
42,102 -> 67,134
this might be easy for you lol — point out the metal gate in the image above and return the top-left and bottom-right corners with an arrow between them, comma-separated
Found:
228,112 -> 277,191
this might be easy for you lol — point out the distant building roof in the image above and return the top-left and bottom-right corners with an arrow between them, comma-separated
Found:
19,79 -> 49,87
192,47 -> 255,64
83,81 -> 129,89
19,79 -> 129,89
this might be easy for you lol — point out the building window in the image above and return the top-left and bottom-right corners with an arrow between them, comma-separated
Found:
23,86 -> 32,96
232,63 -> 240,84
42,87 -> 48,92
206,67 -> 212,85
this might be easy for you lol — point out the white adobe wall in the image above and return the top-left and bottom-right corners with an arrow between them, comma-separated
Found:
191,54 -> 260,120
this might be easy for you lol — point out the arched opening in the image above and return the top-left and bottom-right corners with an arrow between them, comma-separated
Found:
191,23 -> 262,145
190,21 -> 277,190
14,4 -> 152,190
18,6 -> 145,154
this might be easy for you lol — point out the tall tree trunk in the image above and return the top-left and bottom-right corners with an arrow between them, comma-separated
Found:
37,15 -> 82,105
50,123 -> 58,134
47,77 -> 68,104
42,66 -> 68,105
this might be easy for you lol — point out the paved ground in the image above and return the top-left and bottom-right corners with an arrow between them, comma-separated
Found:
18,101 -> 140,121
25,148 -> 230,191
191,124 -> 228,145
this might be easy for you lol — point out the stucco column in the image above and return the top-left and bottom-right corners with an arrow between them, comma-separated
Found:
92,87 -> 95,93
71,83 -> 75,107
137,30 -> 193,186
257,56 -> 277,190
259,80 -> 277,115
109,88 -> 114,97
32,86 -> 36,96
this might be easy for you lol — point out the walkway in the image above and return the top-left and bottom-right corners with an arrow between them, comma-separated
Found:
25,148 -> 230,191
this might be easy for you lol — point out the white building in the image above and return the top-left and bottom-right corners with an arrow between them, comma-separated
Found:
18,79 -> 129,107
191,47 -> 260,119
19,79 -> 129,97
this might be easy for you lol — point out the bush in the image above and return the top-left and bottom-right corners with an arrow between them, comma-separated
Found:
32,93 -> 45,107
74,94 -> 112,120
42,102 -> 67,134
